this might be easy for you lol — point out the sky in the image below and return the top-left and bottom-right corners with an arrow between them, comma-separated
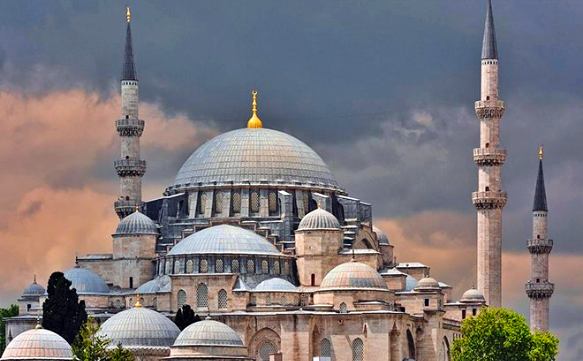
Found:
0,0 -> 582,359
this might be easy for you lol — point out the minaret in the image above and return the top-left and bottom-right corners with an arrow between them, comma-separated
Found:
526,146 -> 554,331
114,7 -> 146,219
472,0 -> 507,307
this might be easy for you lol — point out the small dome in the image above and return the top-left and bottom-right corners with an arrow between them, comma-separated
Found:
373,225 -> 390,245
415,277 -> 440,291
405,275 -> 418,291
321,261 -> 387,290
136,275 -> 171,294
298,208 -> 340,231
98,306 -> 180,349
114,210 -> 158,236
1,326 -> 73,360
22,278 -> 45,297
254,278 -> 297,292
64,267 -> 109,295
174,319 -> 244,348
460,288 -> 486,303
168,225 -> 280,256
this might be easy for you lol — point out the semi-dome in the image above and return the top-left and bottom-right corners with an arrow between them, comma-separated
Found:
64,267 -> 109,295
174,319 -> 244,348
21,278 -> 45,297
320,261 -> 387,290
415,277 -> 440,291
98,305 -> 180,349
168,224 -> 280,256
172,128 -> 341,191
1,325 -> 73,360
298,208 -> 340,231
114,210 -> 158,236
254,278 -> 297,292
373,225 -> 390,245
460,288 -> 486,303
136,275 -> 171,294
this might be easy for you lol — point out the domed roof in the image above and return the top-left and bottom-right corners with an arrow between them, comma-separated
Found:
373,225 -> 390,245
98,306 -> 180,349
168,224 -> 280,256
415,277 -> 440,291
298,208 -> 340,231
114,210 -> 158,236
254,278 -> 297,292
321,261 -> 387,290
64,267 -> 109,295
1,326 -> 73,360
22,277 -> 45,297
174,319 -> 244,348
460,288 -> 486,303
136,275 -> 171,294
405,274 -> 418,291
172,128 -> 341,191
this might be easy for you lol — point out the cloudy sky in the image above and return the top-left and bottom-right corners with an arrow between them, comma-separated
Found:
0,0 -> 582,359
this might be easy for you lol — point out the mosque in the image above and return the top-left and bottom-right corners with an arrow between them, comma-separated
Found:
2,1 -> 553,361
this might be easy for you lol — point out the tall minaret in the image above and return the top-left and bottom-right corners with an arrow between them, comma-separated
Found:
472,0 -> 507,307
526,146 -> 554,331
114,7 -> 146,219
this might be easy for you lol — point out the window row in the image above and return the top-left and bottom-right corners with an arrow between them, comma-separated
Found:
177,284 -> 228,310
159,257 -> 290,276
196,190 -> 280,216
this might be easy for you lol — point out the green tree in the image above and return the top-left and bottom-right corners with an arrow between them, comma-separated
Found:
108,344 -> 135,361
72,318 -> 134,361
42,271 -> 88,344
0,304 -> 19,353
452,308 -> 559,361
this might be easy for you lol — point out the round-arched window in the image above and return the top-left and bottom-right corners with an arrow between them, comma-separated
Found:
216,259 -> 224,273
261,260 -> 269,274
218,289 -> 228,310
273,260 -> 280,275
200,259 -> 208,273
258,341 -> 277,361
196,283 -> 208,308
247,259 -> 255,273
339,302 -> 348,314
177,289 -> 187,308
352,338 -> 364,361
250,191 -> 260,213
320,338 -> 332,358
174,260 -> 182,274
186,260 -> 194,273
232,259 -> 240,273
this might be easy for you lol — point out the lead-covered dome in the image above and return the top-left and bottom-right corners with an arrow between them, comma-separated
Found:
254,278 -> 297,292
98,306 -> 180,349
1,325 -> 73,360
172,128 -> 340,191
415,277 -> 440,291
298,208 -> 340,231
321,261 -> 387,290
173,319 -> 244,347
64,267 -> 109,295
114,210 -> 158,236
460,288 -> 486,303
168,224 -> 280,256
21,278 -> 45,297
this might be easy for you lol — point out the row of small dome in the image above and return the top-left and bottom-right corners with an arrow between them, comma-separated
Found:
1,309 -> 245,360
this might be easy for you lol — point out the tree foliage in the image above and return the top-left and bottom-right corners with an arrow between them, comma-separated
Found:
42,271 -> 88,344
452,308 -> 559,361
72,317 -> 134,361
174,304 -> 201,330
0,304 -> 19,353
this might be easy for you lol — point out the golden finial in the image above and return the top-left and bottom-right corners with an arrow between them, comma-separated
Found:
134,294 -> 142,308
126,6 -> 131,23
135,205 -> 140,213
538,145 -> 544,160
247,90 -> 263,128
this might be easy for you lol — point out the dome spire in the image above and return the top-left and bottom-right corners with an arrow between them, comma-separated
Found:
247,90 -> 263,128
122,6 -> 137,81
533,146 -> 548,212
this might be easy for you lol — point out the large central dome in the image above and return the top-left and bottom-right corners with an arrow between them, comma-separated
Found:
172,128 -> 340,190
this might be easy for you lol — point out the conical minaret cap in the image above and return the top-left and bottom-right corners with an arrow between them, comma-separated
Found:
533,146 -> 548,212
481,0 -> 498,60
122,7 -> 137,81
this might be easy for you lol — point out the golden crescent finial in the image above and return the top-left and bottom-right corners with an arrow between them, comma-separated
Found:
247,89 -> 263,128
134,294 -> 142,308
538,145 -> 544,160
126,6 -> 131,23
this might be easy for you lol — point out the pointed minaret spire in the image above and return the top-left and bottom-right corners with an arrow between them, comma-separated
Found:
481,0 -> 498,60
122,6 -> 137,81
533,146 -> 548,212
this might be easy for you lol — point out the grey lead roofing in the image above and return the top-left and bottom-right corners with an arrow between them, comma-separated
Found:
122,22 -> 137,80
533,160 -> 548,212
481,0 -> 498,60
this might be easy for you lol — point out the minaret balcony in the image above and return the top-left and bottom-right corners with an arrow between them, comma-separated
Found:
527,238 -> 553,254
114,199 -> 144,219
473,148 -> 507,166
472,191 -> 507,209
525,281 -> 554,299
114,159 -> 146,177
474,100 -> 505,119
116,118 -> 144,137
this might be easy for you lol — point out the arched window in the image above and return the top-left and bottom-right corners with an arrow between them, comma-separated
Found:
158,262 -> 163,276
232,191 -> 242,213
199,193 -> 207,214
250,191 -> 260,213
320,338 -> 332,358
196,283 -> 208,308
247,259 -> 255,273
261,260 -> 269,274
186,260 -> 194,273
273,260 -> 280,275
258,341 -> 277,361
232,259 -> 240,273
165,260 -> 172,274
214,192 -> 223,213
177,289 -> 187,308
218,289 -> 228,309
174,260 -> 182,274
200,259 -> 208,273
406,329 -> 416,359
283,262 -> 289,275
216,259 -> 224,273
268,191 -> 278,214
339,302 -> 348,313
352,338 -> 364,361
